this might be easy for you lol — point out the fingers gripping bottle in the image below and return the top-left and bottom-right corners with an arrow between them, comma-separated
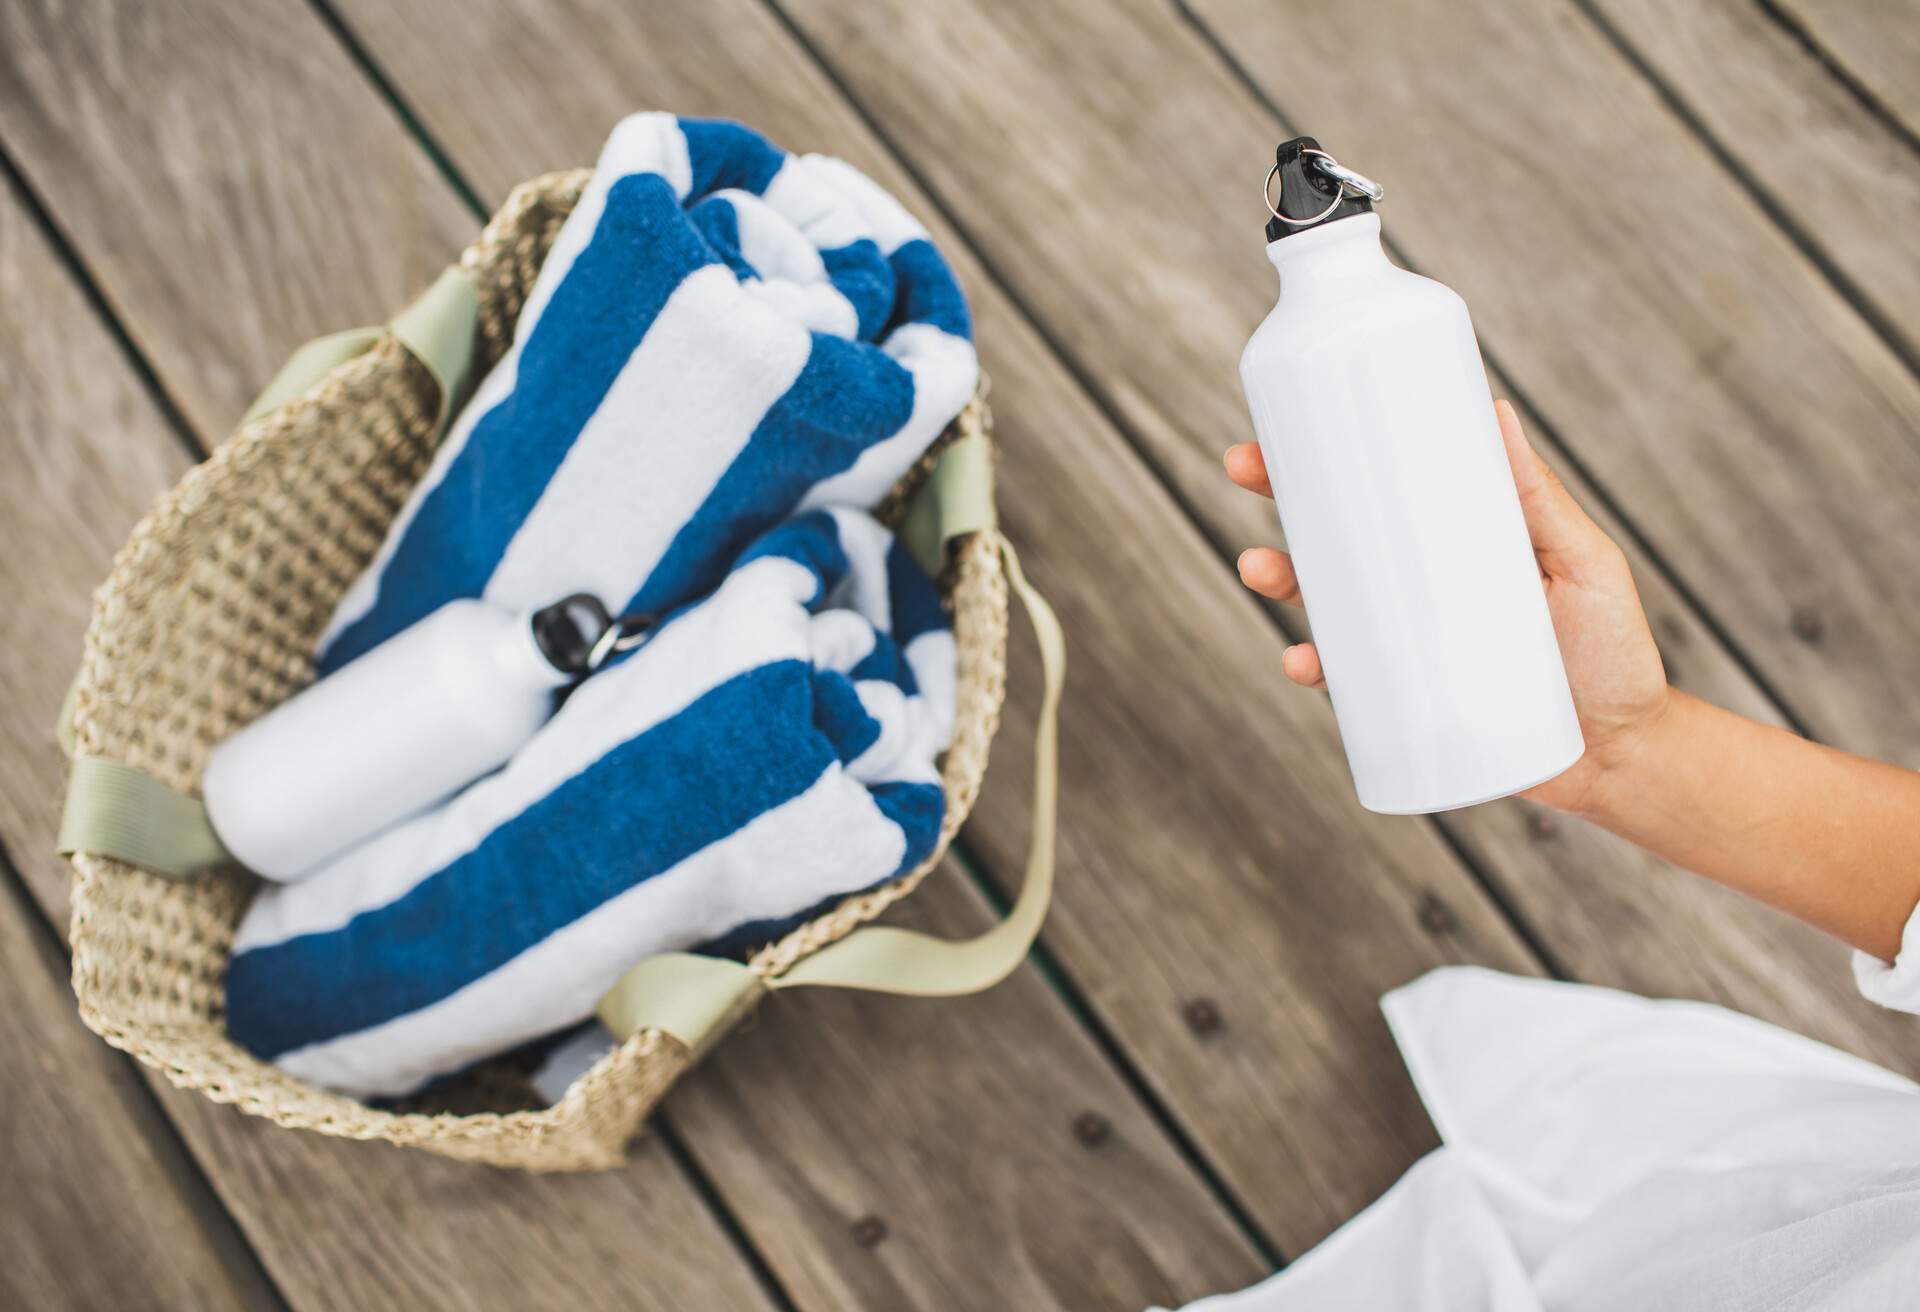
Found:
1238,138 -> 1582,813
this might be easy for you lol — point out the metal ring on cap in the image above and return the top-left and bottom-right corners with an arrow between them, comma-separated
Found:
1263,148 -> 1383,228
1308,150 -> 1384,201
585,620 -> 625,672
1264,161 -> 1343,228
586,611 -> 660,671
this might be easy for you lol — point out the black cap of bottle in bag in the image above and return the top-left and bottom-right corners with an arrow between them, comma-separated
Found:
532,593 -> 615,675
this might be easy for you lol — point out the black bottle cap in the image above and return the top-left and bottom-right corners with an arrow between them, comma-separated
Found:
1265,136 -> 1372,243
531,593 -> 613,676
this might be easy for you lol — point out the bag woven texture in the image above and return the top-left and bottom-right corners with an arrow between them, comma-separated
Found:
61,169 -> 1009,1171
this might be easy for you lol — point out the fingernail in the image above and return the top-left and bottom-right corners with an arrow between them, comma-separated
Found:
1237,548 -> 1253,572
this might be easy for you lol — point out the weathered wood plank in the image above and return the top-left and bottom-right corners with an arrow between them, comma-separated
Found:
328,0 -> 1546,1255
2,178 -> 266,1312
0,5 -> 785,1309
0,855 -> 280,1312
671,873 -> 1267,1310
0,1 -> 1271,1304
2,174 -> 272,1312
1593,0 -> 1920,364
0,200 -> 189,938
761,0 -> 1920,1076
0,0 -> 467,435
1771,0 -> 1920,140
144,1103 -> 776,1312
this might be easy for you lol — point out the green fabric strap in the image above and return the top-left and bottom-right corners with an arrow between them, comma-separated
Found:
241,327 -> 384,423
58,270 -> 481,878
596,952 -> 770,1064
902,431 -> 996,576
597,528 -> 1064,1054
57,755 -> 228,878
241,267 -> 478,427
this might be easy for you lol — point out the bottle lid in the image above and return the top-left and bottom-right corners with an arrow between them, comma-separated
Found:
1263,137 -> 1383,242
531,593 -> 613,675
531,593 -> 659,676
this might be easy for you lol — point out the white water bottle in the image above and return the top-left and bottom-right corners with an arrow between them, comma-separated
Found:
203,594 -> 624,881
1238,138 -> 1582,814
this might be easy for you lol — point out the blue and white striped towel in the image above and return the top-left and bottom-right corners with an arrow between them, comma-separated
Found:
317,112 -> 976,674
228,508 -> 955,1098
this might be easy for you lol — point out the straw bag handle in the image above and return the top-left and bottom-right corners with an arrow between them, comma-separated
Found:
242,267 -> 477,428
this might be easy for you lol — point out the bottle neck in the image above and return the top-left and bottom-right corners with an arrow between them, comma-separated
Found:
500,607 -> 580,689
1264,213 -> 1388,293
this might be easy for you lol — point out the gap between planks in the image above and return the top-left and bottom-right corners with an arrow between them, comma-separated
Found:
1761,0 -> 1920,149
948,841 -> 1290,1269
1568,0 -> 1920,379
0,836 -> 290,1312
0,139 -> 202,465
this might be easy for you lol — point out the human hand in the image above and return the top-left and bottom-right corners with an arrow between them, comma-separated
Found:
1224,400 -> 1671,815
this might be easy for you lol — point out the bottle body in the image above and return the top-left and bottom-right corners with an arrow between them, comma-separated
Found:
1239,214 -> 1582,813
203,598 -> 569,880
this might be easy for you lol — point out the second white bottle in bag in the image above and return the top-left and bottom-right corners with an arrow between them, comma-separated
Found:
202,594 -> 623,881
1238,138 -> 1582,814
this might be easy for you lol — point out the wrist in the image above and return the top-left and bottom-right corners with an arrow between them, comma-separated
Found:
1570,685 -> 1688,828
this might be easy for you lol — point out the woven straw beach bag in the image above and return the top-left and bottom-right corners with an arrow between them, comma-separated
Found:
55,170 -> 1061,1171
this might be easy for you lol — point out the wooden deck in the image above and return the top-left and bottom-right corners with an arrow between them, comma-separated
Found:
2,1 -> 1916,1307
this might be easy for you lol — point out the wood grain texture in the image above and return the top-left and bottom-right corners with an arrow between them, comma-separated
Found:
0,861 -> 280,1312
0,194 -> 189,939
1594,0 -> 1920,364
0,5 -> 782,1309
1773,0 -> 1920,140
0,0 -> 467,435
0,196 -> 274,1299
2,171 -> 274,1312
328,0 -> 1547,1255
763,0 -> 1920,1074
673,870 -> 1267,1311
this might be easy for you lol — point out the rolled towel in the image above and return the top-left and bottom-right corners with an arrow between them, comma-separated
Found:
226,509 -> 954,1099
317,112 -> 977,675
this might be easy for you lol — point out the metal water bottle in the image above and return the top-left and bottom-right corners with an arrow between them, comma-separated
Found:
203,594 -> 631,880
1238,138 -> 1582,814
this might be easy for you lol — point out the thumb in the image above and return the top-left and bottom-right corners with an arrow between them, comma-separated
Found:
1495,400 -> 1612,579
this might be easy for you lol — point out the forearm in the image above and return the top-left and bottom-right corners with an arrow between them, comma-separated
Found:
1578,690 -> 1920,962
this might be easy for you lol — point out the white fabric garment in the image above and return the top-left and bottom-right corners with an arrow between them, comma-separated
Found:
1166,967 -> 1920,1312
1854,903 -> 1920,1013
